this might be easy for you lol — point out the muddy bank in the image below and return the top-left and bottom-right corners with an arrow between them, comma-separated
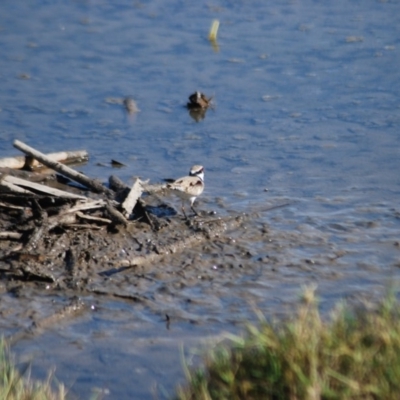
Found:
2,174 -> 397,342
1,142 -> 399,399
0,141 -> 291,344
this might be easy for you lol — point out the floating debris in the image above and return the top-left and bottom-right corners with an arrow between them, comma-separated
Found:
208,19 -> 220,51
262,94 -> 281,102
123,97 -> 139,114
0,150 -> 88,170
111,159 -> 126,168
208,19 -> 220,42
105,97 -> 124,105
105,97 -> 140,115
345,36 -> 364,43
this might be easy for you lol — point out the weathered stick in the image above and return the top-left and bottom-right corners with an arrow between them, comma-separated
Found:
13,140 -> 112,195
121,178 -> 143,217
0,150 -> 88,170
76,211 -> 112,225
109,175 -> 128,192
3,175 -> 87,200
0,179 -> 33,194
63,223 -> 102,230
0,201 -> 27,211
47,213 -> 77,231
65,199 -> 108,214
0,231 -> 22,240
105,202 -> 127,225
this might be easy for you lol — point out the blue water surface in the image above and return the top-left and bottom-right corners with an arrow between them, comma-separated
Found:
1,0 -> 400,398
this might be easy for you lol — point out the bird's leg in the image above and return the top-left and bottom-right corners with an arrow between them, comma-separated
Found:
181,204 -> 188,219
191,205 -> 199,217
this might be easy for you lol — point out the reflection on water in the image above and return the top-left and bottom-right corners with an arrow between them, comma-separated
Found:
1,0 -> 400,398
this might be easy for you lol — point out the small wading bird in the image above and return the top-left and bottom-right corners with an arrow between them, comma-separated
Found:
186,92 -> 212,109
167,165 -> 204,218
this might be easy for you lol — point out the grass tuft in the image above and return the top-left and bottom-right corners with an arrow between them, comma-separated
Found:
175,288 -> 400,400
0,339 -> 66,400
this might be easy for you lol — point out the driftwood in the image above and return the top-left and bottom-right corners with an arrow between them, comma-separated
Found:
0,150 -> 88,170
1,174 -> 87,199
64,199 -> 108,213
0,232 -> 22,240
0,141 -> 289,278
13,140 -> 112,195
76,211 -> 111,225
47,213 -> 78,231
0,174 -> 33,194
109,175 -> 128,192
46,201 -> 111,231
0,141 -> 296,346
64,223 -> 103,230
105,202 -> 128,225
121,178 -> 143,217
0,201 -> 26,210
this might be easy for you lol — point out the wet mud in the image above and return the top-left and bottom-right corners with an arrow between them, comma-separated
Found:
1,172 -> 399,398
1,1 -> 400,396
0,167 -> 288,335
1,173 -> 398,342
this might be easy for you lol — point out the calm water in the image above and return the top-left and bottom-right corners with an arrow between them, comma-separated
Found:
1,0 -> 400,398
